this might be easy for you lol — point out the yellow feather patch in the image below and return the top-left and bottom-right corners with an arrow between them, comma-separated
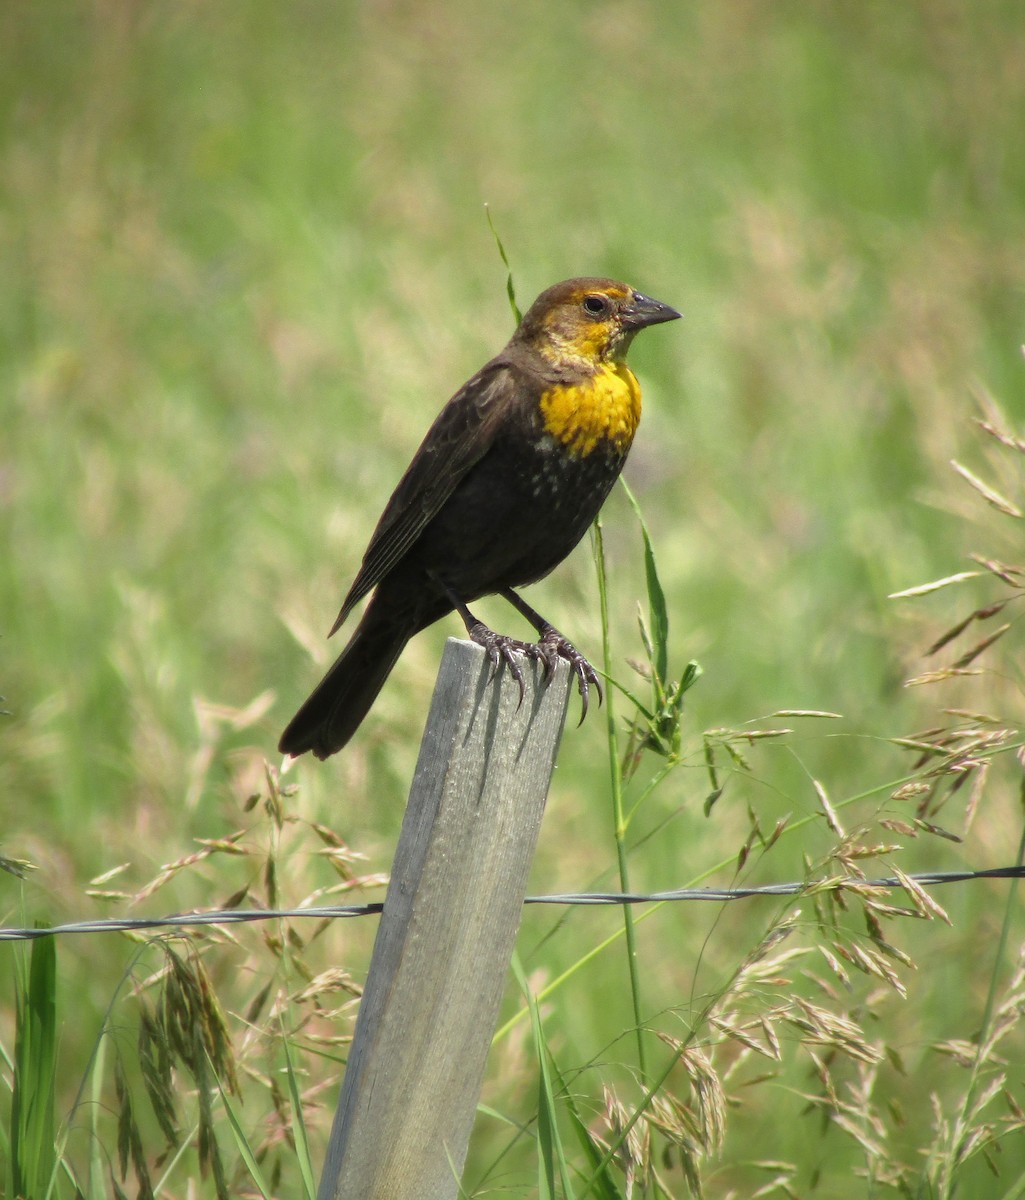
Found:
539,362 -> 642,457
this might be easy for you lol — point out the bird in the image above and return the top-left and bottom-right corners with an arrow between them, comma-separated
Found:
279,277 -> 680,760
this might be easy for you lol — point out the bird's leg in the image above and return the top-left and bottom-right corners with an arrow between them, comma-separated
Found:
431,576 -> 549,709
499,588 -> 603,724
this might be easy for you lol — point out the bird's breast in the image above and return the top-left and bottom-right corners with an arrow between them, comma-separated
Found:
537,362 -> 642,458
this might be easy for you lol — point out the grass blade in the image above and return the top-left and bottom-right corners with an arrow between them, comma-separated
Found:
620,478 -> 669,688
280,1015 -> 318,1200
216,1081 -> 274,1200
11,932 -> 57,1200
514,957 -> 575,1199
484,204 -> 522,324
549,1057 -> 624,1200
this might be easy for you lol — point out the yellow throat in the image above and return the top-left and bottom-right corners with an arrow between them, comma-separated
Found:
538,361 -> 642,458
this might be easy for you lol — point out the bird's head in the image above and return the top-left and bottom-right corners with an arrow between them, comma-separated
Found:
515,277 -> 680,369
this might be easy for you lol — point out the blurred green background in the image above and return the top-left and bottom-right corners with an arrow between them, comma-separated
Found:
2,1 -> 1025,1196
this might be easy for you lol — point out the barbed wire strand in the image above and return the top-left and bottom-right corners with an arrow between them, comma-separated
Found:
1,865 -> 1023,943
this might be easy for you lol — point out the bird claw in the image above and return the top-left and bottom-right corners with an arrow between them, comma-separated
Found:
469,620 -> 601,723
468,622 -> 532,708
538,626 -> 603,724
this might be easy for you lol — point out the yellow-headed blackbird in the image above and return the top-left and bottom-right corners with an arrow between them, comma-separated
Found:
279,277 -> 680,760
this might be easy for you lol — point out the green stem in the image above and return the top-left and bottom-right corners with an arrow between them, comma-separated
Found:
941,800 -> 1025,1199
593,517 -> 648,1084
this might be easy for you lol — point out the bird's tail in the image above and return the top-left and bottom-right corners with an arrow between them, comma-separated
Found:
278,597 -> 417,760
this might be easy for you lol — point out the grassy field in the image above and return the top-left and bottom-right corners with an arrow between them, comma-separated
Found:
3,2 -> 1025,1196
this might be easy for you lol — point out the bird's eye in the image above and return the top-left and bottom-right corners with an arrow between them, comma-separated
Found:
582,294 -> 609,317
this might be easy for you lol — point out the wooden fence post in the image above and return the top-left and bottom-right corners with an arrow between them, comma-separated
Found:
317,637 -> 573,1200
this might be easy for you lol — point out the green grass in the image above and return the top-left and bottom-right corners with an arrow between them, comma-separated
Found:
2,1 -> 1025,1196
9,936 -> 57,1200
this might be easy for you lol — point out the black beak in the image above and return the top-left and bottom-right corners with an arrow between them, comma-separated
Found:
621,290 -> 682,330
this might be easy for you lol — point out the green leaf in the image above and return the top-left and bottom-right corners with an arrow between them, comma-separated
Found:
513,957 -> 575,1199
484,205 -> 522,325
620,478 -> 669,690
549,1057 -> 624,1200
216,1080 -> 275,1200
11,931 -> 57,1200
280,1016 -> 318,1200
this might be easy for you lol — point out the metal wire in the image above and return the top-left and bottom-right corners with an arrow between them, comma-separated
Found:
1,865 -> 1023,942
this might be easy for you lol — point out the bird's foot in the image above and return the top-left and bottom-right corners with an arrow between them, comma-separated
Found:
467,619 -> 602,722
467,621 -> 552,708
537,623 -> 603,724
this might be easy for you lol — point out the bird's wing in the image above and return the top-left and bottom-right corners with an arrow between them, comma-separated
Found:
330,359 -> 522,633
